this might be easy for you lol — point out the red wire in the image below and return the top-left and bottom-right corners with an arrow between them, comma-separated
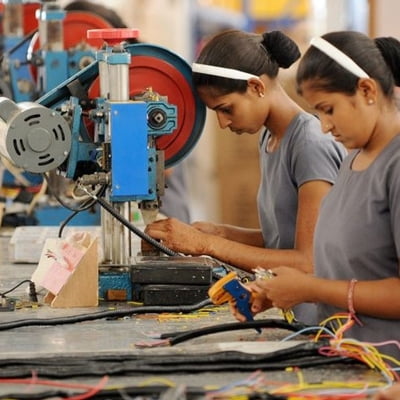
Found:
64,376 -> 109,400
0,374 -> 109,398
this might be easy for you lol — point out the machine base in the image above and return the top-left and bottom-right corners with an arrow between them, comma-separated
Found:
99,256 -> 218,304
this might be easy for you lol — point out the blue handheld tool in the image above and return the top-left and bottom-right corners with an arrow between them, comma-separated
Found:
208,271 -> 261,333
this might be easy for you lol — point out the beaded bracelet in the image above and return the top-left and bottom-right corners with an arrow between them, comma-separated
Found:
347,279 -> 363,325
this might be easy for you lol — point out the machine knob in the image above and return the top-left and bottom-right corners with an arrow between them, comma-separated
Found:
87,28 -> 140,46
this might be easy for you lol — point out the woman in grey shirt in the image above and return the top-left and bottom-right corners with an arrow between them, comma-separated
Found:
145,30 -> 346,324
244,31 -> 400,360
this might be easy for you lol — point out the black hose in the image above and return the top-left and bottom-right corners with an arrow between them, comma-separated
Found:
95,195 -> 179,256
57,186 -> 107,238
165,319 -> 310,346
0,298 -> 212,331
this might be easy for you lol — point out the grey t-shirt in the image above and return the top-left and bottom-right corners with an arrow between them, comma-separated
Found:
257,112 -> 347,249
257,112 -> 347,324
314,135 -> 400,360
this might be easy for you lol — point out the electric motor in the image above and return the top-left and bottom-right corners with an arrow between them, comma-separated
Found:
0,97 -> 72,173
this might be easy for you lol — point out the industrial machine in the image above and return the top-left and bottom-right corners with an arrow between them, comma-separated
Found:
0,0 -> 119,225
0,25 -> 209,303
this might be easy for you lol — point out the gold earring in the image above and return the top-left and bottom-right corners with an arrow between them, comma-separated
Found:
259,92 -> 264,98
368,99 -> 374,105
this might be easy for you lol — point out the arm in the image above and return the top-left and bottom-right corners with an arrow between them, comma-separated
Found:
191,221 -> 265,247
145,179 -> 332,273
222,179 -> 332,273
309,276 -> 400,319
372,384 -> 400,400
249,266 -> 400,319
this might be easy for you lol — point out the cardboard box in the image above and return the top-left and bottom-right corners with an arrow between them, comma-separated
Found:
215,128 -> 261,228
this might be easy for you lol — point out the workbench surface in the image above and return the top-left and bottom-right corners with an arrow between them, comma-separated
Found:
0,230 -> 390,399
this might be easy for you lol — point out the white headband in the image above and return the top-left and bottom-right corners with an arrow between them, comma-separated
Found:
310,37 -> 369,79
192,63 -> 259,81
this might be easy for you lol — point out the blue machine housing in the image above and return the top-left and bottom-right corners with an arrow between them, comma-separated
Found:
3,35 -> 36,102
110,101 -> 153,202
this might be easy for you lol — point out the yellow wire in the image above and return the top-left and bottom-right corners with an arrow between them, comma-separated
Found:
272,378 -> 386,395
137,377 -> 176,387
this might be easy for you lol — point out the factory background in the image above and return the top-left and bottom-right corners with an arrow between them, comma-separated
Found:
2,0 -> 399,228
70,0 -> 395,229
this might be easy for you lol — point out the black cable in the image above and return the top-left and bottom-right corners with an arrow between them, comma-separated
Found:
165,319 -> 310,346
39,173 -> 107,237
1,342 -> 358,378
57,185 -> 107,238
0,298 -> 212,331
0,279 -> 38,303
58,199 -> 97,238
43,172 -> 182,256
42,173 -> 103,213
0,279 -> 32,297
58,208 -> 82,238
94,194 -> 179,256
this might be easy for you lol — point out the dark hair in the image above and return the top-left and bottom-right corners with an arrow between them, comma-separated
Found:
296,31 -> 395,97
193,30 -> 301,95
374,36 -> 400,87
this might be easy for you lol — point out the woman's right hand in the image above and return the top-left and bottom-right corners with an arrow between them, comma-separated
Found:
229,281 -> 273,322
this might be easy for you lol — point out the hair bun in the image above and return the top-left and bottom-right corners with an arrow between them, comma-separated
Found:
261,31 -> 301,69
374,36 -> 400,87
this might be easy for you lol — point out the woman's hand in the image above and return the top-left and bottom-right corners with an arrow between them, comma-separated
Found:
229,280 -> 273,322
229,266 -> 312,322
144,217 -> 212,255
253,266 -> 312,310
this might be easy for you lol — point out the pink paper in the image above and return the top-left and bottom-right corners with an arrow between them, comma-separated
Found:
60,242 -> 85,271
40,261 -> 72,294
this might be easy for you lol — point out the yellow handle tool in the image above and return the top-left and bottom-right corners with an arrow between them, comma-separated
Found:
208,271 -> 260,331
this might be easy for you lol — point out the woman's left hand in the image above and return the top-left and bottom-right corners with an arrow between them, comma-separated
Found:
252,266 -> 313,311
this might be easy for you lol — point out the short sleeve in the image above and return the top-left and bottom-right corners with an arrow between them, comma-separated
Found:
387,157 -> 400,271
290,124 -> 347,188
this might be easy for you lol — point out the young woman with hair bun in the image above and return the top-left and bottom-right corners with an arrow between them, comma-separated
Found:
238,30 -> 400,360
145,29 -> 347,324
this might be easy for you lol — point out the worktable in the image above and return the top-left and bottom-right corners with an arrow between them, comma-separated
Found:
0,229 -> 391,399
